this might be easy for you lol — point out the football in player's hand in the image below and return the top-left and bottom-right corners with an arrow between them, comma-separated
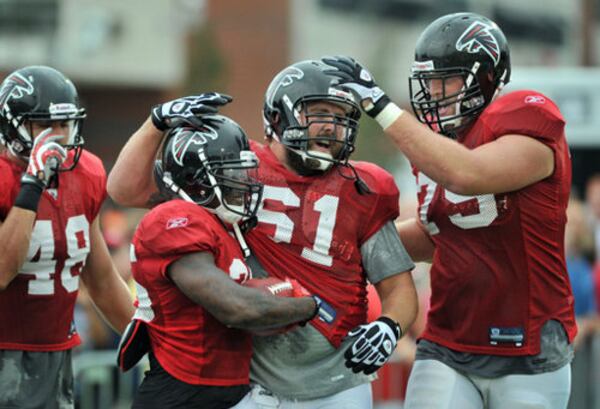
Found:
242,277 -> 299,336
243,277 -> 295,297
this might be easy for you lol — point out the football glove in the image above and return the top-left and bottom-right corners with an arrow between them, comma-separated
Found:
151,92 -> 233,131
23,128 -> 67,189
321,55 -> 391,118
344,316 -> 401,375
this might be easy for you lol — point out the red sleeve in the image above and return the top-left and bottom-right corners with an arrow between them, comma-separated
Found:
0,158 -> 20,219
353,162 -> 400,244
482,90 -> 565,148
134,201 -> 220,278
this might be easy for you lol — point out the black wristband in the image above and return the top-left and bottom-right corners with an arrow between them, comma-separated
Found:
15,177 -> 44,212
150,105 -> 167,131
377,316 -> 402,339
369,95 -> 391,118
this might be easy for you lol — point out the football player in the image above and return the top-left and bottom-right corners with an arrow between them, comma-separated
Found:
122,116 -> 322,409
322,12 -> 575,409
0,66 -> 134,408
107,63 -> 418,408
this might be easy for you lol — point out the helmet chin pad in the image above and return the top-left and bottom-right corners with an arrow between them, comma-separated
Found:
212,204 -> 244,225
285,147 -> 333,176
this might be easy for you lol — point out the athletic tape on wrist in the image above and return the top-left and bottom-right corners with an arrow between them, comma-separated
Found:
14,181 -> 44,212
375,103 -> 403,130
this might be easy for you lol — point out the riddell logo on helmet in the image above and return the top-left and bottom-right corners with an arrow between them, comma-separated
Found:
328,87 -> 355,102
49,103 -> 77,115
412,60 -> 435,72
455,21 -> 501,66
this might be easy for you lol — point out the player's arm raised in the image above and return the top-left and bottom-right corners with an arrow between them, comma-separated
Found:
0,209 -> 37,290
107,118 -> 162,208
80,216 -> 135,333
168,251 -> 317,330
321,56 -> 555,195
107,93 -> 233,208
0,130 -> 66,290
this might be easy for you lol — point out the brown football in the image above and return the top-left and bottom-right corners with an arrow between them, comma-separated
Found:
242,277 -> 299,336
242,277 -> 294,297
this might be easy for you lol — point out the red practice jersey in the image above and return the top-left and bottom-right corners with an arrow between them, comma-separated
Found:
0,150 -> 106,351
416,90 -> 576,356
247,140 -> 399,347
131,199 -> 253,386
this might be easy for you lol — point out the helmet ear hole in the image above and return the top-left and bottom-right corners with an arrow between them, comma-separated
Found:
267,111 -> 280,138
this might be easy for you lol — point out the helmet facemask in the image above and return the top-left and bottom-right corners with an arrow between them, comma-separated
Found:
409,13 -> 511,138
277,96 -> 360,176
409,63 -> 488,138
162,148 -> 263,226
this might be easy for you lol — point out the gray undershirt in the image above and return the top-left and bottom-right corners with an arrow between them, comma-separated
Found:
415,319 -> 574,377
248,221 -> 415,400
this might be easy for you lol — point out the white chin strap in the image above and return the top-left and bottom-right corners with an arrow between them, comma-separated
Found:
297,149 -> 333,171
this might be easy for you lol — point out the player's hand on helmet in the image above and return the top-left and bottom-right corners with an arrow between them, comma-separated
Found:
22,128 -> 67,189
151,92 -> 233,131
344,316 -> 401,375
321,56 -> 390,118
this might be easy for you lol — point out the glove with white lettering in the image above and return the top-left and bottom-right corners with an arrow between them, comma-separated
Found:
321,55 -> 391,118
344,316 -> 401,375
23,127 -> 67,189
151,92 -> 233,131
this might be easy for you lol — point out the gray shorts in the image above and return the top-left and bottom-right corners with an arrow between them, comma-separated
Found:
0,349 -> 73,409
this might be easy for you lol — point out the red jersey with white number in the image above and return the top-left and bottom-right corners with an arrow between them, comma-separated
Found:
246,140 -> 399,348
416,90 -> 576,356
0,150 -> 106,351
131,199 -> 253,386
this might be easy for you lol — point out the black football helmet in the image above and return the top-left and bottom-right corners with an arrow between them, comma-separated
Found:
409,12 -> 511,138
263,60 -> 361,175
159,115 -> 263,226
0,65 -> 86,169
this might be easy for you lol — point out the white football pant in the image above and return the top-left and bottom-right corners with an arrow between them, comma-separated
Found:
404,359 -> 571,409
249,382 -> 372,409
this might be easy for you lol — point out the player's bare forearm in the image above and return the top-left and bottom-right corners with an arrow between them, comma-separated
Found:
107,117 -> 163,208
81,217 -> 134,333
0,208 -> 37,290
85,274 -> 134,333
376,272 -> 418,337
169,252 -> 316,330
396,218 -> 434,262
385,113 -> 478,194
230,293 -> 316,331
385,113 -> 554,195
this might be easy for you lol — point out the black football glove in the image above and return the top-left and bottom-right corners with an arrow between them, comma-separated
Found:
321,55 -> 391,118
344,316 -> 401,375
151,92 -> 233,131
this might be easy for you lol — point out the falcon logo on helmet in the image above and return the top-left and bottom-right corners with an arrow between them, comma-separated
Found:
455,22 -> 500,66
265,67 -> 304,109
171,126 -> 218,166
0,73 -> 34,108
